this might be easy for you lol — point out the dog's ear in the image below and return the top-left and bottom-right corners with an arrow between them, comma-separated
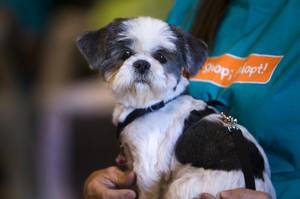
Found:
170,25 -> 208,76
77,18 -> 128,70
76,28 -> 107,70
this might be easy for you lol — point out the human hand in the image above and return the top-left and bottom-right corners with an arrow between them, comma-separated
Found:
84,167 -> 136,199
194,188 -> 272,199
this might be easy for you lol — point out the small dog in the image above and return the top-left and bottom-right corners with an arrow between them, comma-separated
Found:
77,17 -> 276,199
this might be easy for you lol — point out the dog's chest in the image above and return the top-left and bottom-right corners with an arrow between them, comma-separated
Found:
119,96 -> 206,173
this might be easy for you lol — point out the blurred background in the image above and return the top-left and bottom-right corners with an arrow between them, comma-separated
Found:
0,0 -> 173,199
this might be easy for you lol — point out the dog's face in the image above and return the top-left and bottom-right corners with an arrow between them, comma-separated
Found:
77,17 -> 207,107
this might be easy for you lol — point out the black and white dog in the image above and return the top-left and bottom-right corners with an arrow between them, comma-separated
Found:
77,17 -> 276,199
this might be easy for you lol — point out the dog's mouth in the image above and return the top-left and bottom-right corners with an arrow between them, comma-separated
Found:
135,79 -> 149,84
134,74 -> 150,84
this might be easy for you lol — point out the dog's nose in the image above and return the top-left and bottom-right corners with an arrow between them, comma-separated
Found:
133,60 -> 151,74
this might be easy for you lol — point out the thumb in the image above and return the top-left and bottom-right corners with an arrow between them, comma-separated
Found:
107,167 -> 136,188
117,171 -> 135,187
220,188 -> 272,199
106,189 -> 136,199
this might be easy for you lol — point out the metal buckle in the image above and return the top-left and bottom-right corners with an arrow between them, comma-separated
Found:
220,112 -> 239,132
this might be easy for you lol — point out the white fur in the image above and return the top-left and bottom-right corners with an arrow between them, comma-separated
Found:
120,17 -> 176,52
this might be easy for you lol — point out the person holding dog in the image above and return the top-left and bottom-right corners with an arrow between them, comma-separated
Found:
83,0 -> 300,198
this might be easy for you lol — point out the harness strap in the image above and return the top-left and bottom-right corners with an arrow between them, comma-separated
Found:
219,112 -> 256,190
230,128 -> 256,190
116,101 -> 165,139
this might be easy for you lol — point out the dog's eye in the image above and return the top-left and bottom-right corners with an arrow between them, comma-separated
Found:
121,50 -> 133,60
153,53 -> 167,64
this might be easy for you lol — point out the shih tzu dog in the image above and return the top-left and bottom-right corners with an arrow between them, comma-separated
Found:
77,17 -> 276,199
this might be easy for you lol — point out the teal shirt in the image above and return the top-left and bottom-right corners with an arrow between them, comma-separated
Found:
168,1 -> 300,199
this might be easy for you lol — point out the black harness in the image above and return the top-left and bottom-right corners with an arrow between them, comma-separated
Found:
116,93 -> 184,139
229,127 -> 256,190
116,101 -> 165,139
116,97 -> 256,190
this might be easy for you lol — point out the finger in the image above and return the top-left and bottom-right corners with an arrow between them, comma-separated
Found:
192,193 -> 216,199
105,167 -> 136,188
83,167 -> 136,199
220,188 -> 251,199
220,188 -> 272,199
86,186 -> 136,199
200,193 -> 216,199
106,189 -> 136,199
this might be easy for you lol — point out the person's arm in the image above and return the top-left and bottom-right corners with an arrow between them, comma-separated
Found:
194,189 -> 272,199
84,167 -> 136,199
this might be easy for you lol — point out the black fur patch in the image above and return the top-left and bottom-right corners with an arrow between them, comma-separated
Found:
175,111 -> 264,179
170,25 -> 208,76
76,18 -> 130,70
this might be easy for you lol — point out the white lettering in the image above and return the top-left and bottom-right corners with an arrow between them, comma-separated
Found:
201,63 -> 231,80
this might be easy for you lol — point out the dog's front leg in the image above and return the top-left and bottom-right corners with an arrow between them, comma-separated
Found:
123,143 -> 163,199
134,165 -> 162,199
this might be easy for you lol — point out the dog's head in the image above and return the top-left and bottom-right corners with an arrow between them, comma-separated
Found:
77,17 -> 207,108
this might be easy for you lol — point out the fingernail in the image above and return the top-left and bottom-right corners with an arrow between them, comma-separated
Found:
127,171 -> 136,180
128,171 -> 135,176
220,191 -> 230,198
200,193 -> 211,199
126,191 -> 136,199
